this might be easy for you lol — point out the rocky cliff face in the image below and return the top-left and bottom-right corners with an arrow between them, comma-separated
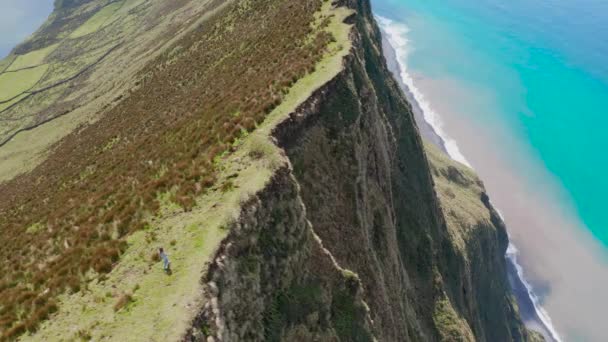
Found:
1,0 -> 540,340
186,168 -> 374,341
191,0 -> 539,341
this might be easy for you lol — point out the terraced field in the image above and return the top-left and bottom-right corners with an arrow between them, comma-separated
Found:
0,94 -> 28,112
0,0 -> 220,186
0,66 -> 48,102
0,0 -> 193,147
0,3 -> 123,145
69,1 -> 125,38
5,44 -> 58,72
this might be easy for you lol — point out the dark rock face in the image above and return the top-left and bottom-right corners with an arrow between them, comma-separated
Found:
185,168 -> 375,341
194,0 -> 540,341
279,0 -> 536,340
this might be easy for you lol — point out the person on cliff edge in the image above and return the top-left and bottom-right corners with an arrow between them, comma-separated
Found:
159,247 -> 171,273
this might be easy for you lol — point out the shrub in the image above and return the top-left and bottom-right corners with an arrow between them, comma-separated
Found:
92,257 -> 112,274
77,328 -> 92,341
220,180 -> 234,193
113,293 -> 133,312
4,322 -> 26,339
67,276 -> 81,293
150,251 -> 160,263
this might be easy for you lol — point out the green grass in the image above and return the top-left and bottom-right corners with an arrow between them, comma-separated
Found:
424,142 -> 491,251
6,44 -> 59,71
0,93 -> 28,112
0,55 -> 16,73
0,64 -> 47,102
35,44 -> 108,89
19,1 -> 354,339
433,295 -> 475,341
25,222 -> 44,234
253,1 -> 353,138
22,111 -> 278,341
0,0 -> 223,170
70,1 -> 125,38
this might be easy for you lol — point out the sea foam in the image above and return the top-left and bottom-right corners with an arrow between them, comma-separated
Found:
506,243 -> 563,342
376,15 -> 562,342
375,16 -> 471,168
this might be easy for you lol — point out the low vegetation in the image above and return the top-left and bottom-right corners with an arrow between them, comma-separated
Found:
0,56 -> 15,73
0,65 -> 48,102
113,293 -> 134,312
0,0 -> 151,147
5,44 -> 58,72
69,1 -> 125,39
0,0 -> 337,338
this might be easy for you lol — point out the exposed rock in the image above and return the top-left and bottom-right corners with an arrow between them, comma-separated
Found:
185,168 -> 375,341
188,0 -> 541,340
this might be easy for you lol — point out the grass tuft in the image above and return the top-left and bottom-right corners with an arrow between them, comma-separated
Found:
113,293 -> 133,312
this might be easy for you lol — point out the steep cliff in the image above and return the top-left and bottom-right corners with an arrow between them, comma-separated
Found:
192,0 -> 540,341
0,0 -> 540,340
185,168 -> 375,341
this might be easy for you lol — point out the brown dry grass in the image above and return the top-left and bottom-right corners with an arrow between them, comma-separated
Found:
0,0 -> 333,338
113,293 -> 133,312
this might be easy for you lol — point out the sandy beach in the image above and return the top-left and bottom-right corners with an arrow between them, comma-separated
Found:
379,19 -> 608,342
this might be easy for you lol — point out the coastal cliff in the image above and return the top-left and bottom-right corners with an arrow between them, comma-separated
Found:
0,0 -> 541,340
187,0 -> 541,340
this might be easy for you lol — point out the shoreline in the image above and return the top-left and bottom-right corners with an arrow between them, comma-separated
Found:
376,16 -> 561,342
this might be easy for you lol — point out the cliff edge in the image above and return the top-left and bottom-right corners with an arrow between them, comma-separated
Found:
0,0 -> 541,340
188,0 -> 542,340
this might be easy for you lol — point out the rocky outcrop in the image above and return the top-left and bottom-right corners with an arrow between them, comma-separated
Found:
185,168 -> 375,341
191,0 -> 539,340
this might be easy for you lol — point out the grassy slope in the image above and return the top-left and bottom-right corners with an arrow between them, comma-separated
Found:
0,66 -> 48,102
0,0 -> 221,182
0,0 -> 250,338
0,0 -> 178,139
0,0 -> 126,145
69,1 -> 124,38
425,143 -> 490,251
5,44 -> 58,71
426,143 -> 538,340
0,94 -> 28,112
0,108 -> 87,183
21,2 -> 352,341
0,56 -> 16,74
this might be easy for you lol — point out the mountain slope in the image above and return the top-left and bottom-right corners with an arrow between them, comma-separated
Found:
0,0 -> 225,181
0,0 -> 341,339
0,0 -> 541,341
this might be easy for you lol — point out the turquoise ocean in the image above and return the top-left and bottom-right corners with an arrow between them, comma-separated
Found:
373,0 -> 608,340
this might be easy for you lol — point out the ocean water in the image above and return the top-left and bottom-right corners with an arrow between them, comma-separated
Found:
373,0 -> 608,340
374,0 -> 608,243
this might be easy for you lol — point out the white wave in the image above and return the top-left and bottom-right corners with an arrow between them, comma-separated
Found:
376,15 -> 563,342
376,16 -> 471,168
506,243 -> 563,342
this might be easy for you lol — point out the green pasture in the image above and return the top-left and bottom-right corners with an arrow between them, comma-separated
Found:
6,44 -> 59,71
70,1 -> 125,38
0,64 -> 48,102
